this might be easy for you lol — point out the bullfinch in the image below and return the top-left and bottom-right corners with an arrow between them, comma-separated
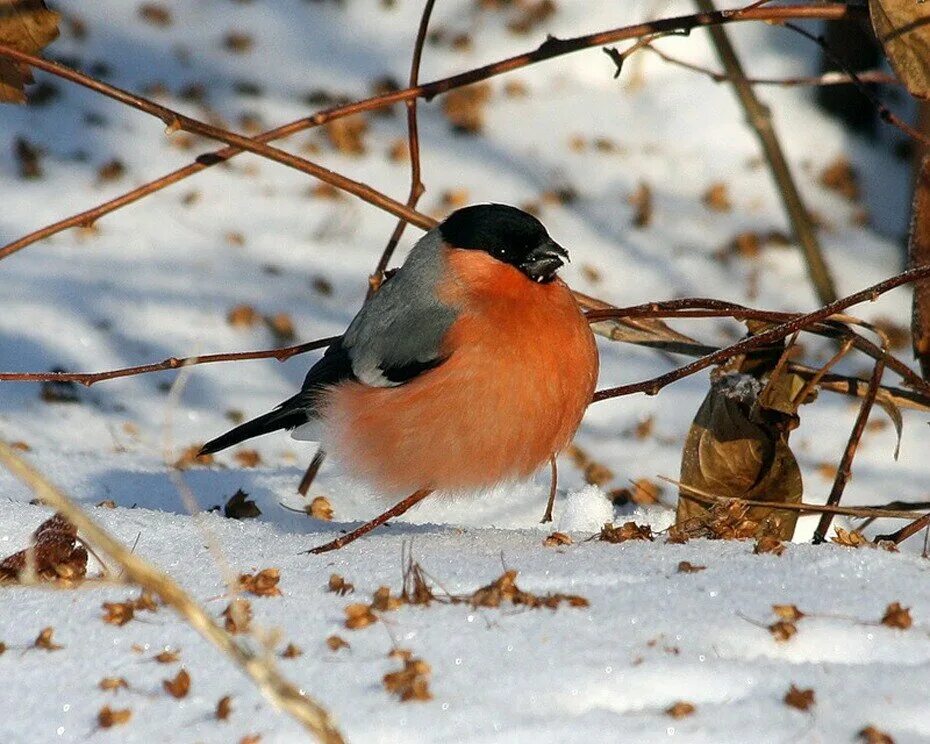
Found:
200,203 -> 599,552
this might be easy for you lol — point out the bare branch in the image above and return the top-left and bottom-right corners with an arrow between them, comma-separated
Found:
0,3 -> 861,262
0,337 -> 337,386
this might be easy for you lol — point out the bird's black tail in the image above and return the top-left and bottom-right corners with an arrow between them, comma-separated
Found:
199,403 -> 307,456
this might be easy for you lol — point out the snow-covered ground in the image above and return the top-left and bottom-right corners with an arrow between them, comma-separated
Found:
1,1 -> 929,741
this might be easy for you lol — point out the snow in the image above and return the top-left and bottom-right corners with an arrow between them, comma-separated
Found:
1,0 -> 929,742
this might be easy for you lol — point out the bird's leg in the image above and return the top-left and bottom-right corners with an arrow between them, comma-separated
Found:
540,455 -> 558,524
297,448 -> 326,497
306,488 -> 433,554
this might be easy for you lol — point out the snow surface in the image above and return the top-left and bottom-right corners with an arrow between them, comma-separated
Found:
2,0 -> 930,742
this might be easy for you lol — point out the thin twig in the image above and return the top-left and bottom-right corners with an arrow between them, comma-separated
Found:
0,45 -> 432,230
367,0 -> 435,299
812,348 -> 887,543
643,44 -> 898,87
591,263 -> 930,402
664,476 -> 930,520
694,0 -> 836,304
782,22 -> 930,149
0,4 -> 861,262
876,513 -> 930,546
585,298 -> 930,396
0,441 -> 344,744
0,336 -> 337,386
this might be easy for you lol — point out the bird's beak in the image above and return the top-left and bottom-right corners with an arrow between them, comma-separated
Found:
521,239 -> 569,283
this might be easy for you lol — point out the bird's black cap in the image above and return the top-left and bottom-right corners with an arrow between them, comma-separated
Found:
439,203 -> 568,282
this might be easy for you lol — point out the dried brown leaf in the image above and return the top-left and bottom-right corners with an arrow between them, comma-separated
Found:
0,0 -> 60,103
599,521 -> 654,543
173,444 -> 213,470
383,657 -> 433,702
325,635 -> 349,652
371,586 -> 404,612
677,561 -> 706,574
665,701 -> 696,718
222,598 -> 252,634
676,373 -> 802,541
754,536 -> 786,556
772,604 -> 805,622
216,695 -> 233,721
629,182 -> 653,228
227,304 -> 260,328
831,528 -> 868,548
154,649 -> 180,664
769,620 -> 797,643
233,449 -> 262,468
163,668 -> 191,699
98,705 -> 132,728
544,532 -> 572,547
702,182 -> 732,212
819,157 -> 860,200
99,676 -> 129,692
0,512 -> 87,585
325,114 -> 368,155
328,574 -> 354,595
34,626 -> 62,650
238,568 -> 282,597
344,603 -> 378,630
858,725 -> 895,743
308,496 -> 334,521
102,601 -> 135,626
784,684 -> 815,711
869,0 -> 930,98
224,489 -> 261,520
281,642 -> 304,659
881,602 -> 912,630
441,84 -> 491,134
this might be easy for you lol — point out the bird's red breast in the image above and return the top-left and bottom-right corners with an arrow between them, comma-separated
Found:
321,246 -> 598,496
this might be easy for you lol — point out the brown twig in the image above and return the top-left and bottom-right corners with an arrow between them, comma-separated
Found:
910,156 -> 930,379
307,488 -> 433,554
367,0 -> 435,299
782,22 -> 930,149
591,263 -> 930,402
0,45 -> 433,231
812,348 -> 887,544
0,441 -> 344,744
541,455 -> 558,524
0,336 -> 337,386
665,476 -> 930,521
585,299 -> 930,396
0,4 -> 860,263
875,513 -> 930,546
643,44 -> 898,87
694,0 -> 836,304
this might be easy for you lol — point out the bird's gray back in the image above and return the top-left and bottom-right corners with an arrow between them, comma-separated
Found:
343,229 -> 458,387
